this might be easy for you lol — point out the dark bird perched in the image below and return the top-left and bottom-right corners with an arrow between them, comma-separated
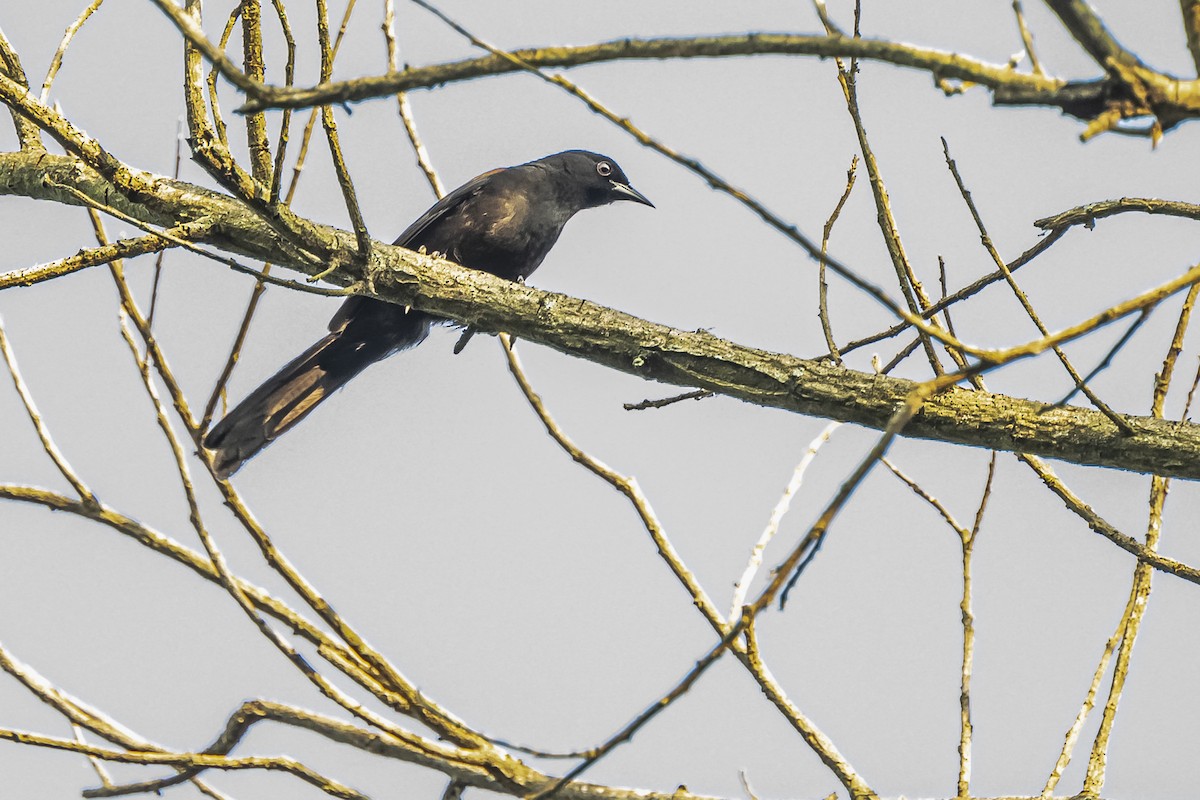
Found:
203,150 -> 652,478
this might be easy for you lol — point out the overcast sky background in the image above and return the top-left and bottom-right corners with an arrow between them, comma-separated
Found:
3,2 -> 1200,799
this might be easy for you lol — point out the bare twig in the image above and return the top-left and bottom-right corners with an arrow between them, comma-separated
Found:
1039,598 -> 1134,797
0,726 -> 366,800
1183,355 -> 1200,420
1043,0 -> 1142,69
819,156 -> 858,362
828,24 -> 944,376
48,181 -> 339,295
234,33 -> 1069,114
1035,197 -> 1200,230
622,389 -> 713,411
0,320 -> 95,503
500,334 -> 724,628
316,0 -> 371,265
730,422 -> 841,620
0,642 -> 230,799
267,0 -> 297,204
72,725 -> 116,791
1011,0 -> 1046,76
1081,282 -> 1199,794
1183,0 -> 1200,76
1049,308 -> 1153,411
147,119 -> 187,329
940,136 -> 1134,433
204,4 -> 241,147
40,0 -> 106,102
0,222 -> 205,291
201,0 -> 358,431
838,228 -> 1067,357
384,0 -> 445,198
0,26 -> 44,148
960,453 -> 995,796
240,0 -> 273,184
408,0 -> 970,354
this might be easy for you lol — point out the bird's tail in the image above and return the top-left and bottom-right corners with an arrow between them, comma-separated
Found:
203,330 -> 387,478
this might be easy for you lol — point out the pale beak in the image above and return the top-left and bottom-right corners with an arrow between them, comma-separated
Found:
610,180 -> 654,207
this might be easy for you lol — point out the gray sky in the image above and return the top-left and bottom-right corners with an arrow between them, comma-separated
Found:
3,2 -> 1200,799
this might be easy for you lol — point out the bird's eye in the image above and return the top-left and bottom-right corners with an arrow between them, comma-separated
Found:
596,161 -> 613,177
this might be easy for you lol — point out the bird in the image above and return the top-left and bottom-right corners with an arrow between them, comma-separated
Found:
203,150 -> 653,478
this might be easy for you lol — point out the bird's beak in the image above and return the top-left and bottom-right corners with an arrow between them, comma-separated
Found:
610,180 -> 654,208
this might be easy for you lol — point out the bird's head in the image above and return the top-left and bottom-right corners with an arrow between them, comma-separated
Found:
535,150 -> 654,210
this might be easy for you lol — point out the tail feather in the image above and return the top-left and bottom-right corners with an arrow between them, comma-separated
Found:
203,333 -> 355,478
204,300 -> 432,478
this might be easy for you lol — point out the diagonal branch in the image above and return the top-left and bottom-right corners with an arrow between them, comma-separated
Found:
1043,0 -> 1143,69
7,150 -> 1200,478
1184,0 -> 1200,75
235,33 -> 1066,113
0,27 -> 44,149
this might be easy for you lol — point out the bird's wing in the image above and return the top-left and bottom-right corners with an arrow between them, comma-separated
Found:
392,167 -> 505,249
327,168 -> 507,334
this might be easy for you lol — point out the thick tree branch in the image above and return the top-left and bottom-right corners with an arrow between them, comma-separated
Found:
0,221 -> 211,290
235,33 -> 1066,113
1183,0 -> 1200,75
220,31 -> 1200,134
1043,0 -> 1143,69
0,28 -> 44,149
1035,197 -> 1200,230
3,150 -> 1200,478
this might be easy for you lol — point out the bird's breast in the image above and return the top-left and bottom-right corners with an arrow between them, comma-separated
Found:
447,192 -> 566,281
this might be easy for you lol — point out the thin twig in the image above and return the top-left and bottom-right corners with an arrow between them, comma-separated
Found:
384,0 -> 445,198
409,0 -> 969,355
40,0 -> 105,102
50,181 -> 342,295
1081,282 -> 1199,794
147,118 -> 186,329
1039,598 -> 1135,797
622,389 -> 713,411
825,6 -> 943,376
72,725 -> 116,791
937,256 -> 958,339
1183,355 -> 1200,420
205,4 -> 243,147
0,27 -> 44,148
201,0 -> 358,431
500,334 -> 724,628
838,228 -> 1067,357
0,726 -> 366,800
0,642 -> 230,799
316,0 -> 371,264
267,0 -> 297,204
959,453 -> 995,796
729,422 -> 841,620
1049,308 -> 1153,411
818,155 -> 858,362
879,336 -> 922,374
1011,0 -> 1046,76
941,136 -> 1135,433
240,0 -> 273,184
0,223 -> 204,291
0,320 -> 95,503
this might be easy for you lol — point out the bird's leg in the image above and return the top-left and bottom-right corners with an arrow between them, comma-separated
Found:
453,327 -> 477,354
